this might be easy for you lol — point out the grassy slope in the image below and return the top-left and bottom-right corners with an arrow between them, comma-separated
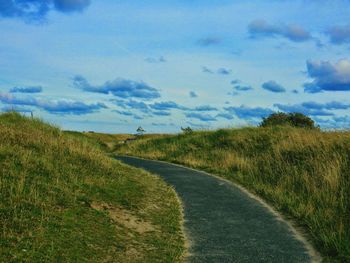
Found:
0,113 -> 184,262
117,126 -> 350,262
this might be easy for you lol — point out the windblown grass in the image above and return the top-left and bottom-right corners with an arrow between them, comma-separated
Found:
0,112 -> 184,262
117,126 -> 350,262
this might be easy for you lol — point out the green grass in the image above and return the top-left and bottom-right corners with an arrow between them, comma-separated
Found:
117,126 -> 350,262
0,112 -> 184,262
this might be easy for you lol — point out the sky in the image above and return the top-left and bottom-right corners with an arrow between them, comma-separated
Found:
1,0 -> 350,133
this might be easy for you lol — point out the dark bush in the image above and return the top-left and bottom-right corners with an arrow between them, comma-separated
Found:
260,112 -> 317,129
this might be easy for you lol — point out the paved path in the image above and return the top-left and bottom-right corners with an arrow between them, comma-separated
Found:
116,156 -> 318,263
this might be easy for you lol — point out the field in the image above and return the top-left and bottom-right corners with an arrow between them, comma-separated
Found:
0,112 -> 184,262
117,126 -> 350,262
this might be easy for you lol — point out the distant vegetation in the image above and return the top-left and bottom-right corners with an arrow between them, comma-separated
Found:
0,112 -> 184,262
117,125 -> 350,262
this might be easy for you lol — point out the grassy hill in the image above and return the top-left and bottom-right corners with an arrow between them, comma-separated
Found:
117,126 -> 350,262
0,112 -> 184,262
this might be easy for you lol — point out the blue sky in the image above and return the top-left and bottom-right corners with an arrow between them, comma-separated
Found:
1,0 -> 350,133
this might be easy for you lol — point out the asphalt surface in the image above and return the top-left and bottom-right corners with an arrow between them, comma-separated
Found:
115,156 -> 315,263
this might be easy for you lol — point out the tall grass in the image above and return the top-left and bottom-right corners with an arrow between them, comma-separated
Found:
0,112 -> 184,262
118,126 -> 350,262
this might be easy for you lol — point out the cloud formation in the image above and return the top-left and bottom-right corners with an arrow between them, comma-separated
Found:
10,86 -> 43,93
202,66 -> 214,74
185,112 -> 217,122
189,91 -> 198,98
217,68 -> 232,75
197,37 -> 222,46
144,56 -> 166,63
233,85 -> 253,91
149,101 -> 185,111
0,0 -> 90,21
202,66 -> 232,75
248,19 -> 311,42
152,110 -> 171,116
192,105 -> 218,111
224,105 -> 273,119
0,92 -> 106,115
2,105 -> 32,113
326,24 -> 350,44
216,113 -> 234,120
314,116 -> 350,129
113,99 -> 150,113
74,75 -> 161,100
304,59 -> 350,93
272,101 -> 350,116
301,101 -> 350,110
262,80 -> 286,93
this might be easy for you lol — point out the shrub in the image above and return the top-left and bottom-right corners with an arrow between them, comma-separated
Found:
181,126 -> 193,134
260,112 -> 317,129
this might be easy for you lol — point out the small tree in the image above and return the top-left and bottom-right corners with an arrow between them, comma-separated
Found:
260,112 -> 317,129
136,126 -> 145,136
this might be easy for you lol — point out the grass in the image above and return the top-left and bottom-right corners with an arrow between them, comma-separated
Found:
0,112 -> 184,262
117,126 -> 350,262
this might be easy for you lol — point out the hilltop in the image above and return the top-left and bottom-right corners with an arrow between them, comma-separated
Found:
0,112 -> 184,262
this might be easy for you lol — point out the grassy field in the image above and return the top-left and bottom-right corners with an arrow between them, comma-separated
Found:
117,126 -> 350,262
0,112 -> 184,262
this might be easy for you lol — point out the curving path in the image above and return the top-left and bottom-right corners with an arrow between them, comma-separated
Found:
115,156 -> 320,263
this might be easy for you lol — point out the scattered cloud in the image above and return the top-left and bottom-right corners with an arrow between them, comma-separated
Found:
228,91 -> 239,96
231,79 -> 241,85
0,92 -> 106,115
304,59 -> 350,93
149,101 -> 186,111
185,112 -> 217,122
273,102 -> 335,116
192,105 -> 218,111
189,91 -> 198,98
152,110 -> 171,116
216,113 -> 234,120
2,105 -> 32,113
152,122 -> 175,127
313,116 -> 350,130
233,85 -> 253,91
325,24 -> 350,44
262,80 -> 286,93
217,68 -> 232,75
145,56 -> 166,63
133,114 -> 143,120
197,37 -> 222,46
113,100 -> 178,118
202,66 -> 232,75
224,105 -> 274,119
74,75 -> 161,100
112,110 -> 133,116
10,86 -> 43,93
248,19 -> 311,42
202,66 -> 214,74
302,101 -> 350,110
112,99 -> 150,113
186,121 -> 210,129
0,0 -> 90,21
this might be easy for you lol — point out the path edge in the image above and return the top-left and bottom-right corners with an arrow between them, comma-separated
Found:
115,154 -> 322,263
